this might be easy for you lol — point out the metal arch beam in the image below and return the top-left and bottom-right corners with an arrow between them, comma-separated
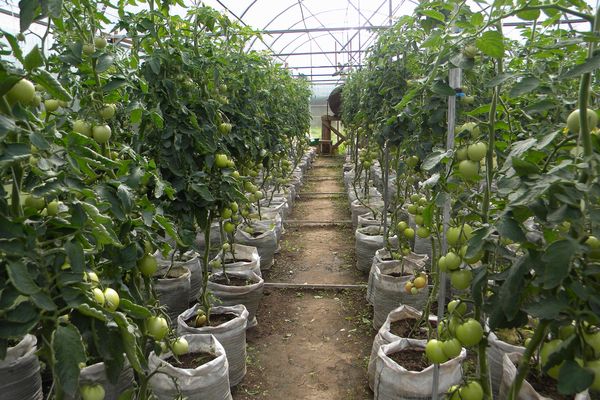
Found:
347,0 -> 377,27
338,0 -> 390,53
262,8 -> 349,50
279,32 -> 334,60
248,2 -> 300,50
296,0 -> 336,67
240,0 -> 259,19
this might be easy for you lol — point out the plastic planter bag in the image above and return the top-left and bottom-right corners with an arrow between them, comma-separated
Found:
67,361 -> 135,400
367,249 -> 428,305
372,262 -> 429,330
235,222 -> 278,271
373,339 -> 466,400
355,226 -> 397,273
156,251 -> 202,304
0,334 -> 43,400
148,334 -> 232,400
351,199 -> 384,230
488,331 -> 525,398
210,244 -> 261,277
208,270 -> 264,328
498,353 -> 591,400
367,305 -> 438,389
177,304 -> 249,387
155,266 -> 191,326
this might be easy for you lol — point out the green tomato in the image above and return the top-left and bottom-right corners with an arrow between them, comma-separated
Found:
567,108 -> 598,133
407,204 -> 418,215
540,339 -> 563,379
94,36 -> 108,49
222,242 -> 231,252
231,170 -> 240,179
44,99 -> 60,112
406,155 -> 419,168
86,271 -> 99,286
445,251 -> 462,271
403,228 -> 415,240
456,146 -> 468,161
448,300 -> 467,316
82,43 -> 95,55
586,236 -> 600,249
218,122 -> 232,134
585,360 -> 600,391
103,288 -> 119,312
584,328 -> 600,356
138,254 -> 158,277
425,339 -> 449,364
99,104 -> 116,120
397,221 -> 408,232
459,381 -> 484,400
467,142 -> 487,162
80,384 -> 105,400
25,195 -> 45,210
230,202 -> 239,212
447,385 -> 461,400
215,154 -> 229,168
92,288 -> 105,306
438,255 -> 448,272
46,200 -> 60,216
463,45 -> 478,58
451,269 -> 473,290
7,79 -> 36,104
442,338 -> 462,359
414,215 -> 424,225
416,226 -> 430,238
456,318 -> 484,347
172,337 -> 189,356
221,208 -> 233,219
462,95 -> 475,104
92,125 -> 112,144
73,119 -> 92,137
458,160 -> 480,180
147,316 -> 169,340
223,221 -> 235,234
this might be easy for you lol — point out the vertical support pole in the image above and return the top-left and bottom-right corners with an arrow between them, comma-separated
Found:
389,0 -> 393,25
382,141 -> 390,240
432,19 -> 462,400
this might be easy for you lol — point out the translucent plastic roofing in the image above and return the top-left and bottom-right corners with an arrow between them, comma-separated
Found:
202,0 -> 416,87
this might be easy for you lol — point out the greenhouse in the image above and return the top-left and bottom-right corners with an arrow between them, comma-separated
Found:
1,0 -> 600,399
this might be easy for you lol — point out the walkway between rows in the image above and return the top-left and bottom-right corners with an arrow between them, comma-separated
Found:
233,155 -> 374,400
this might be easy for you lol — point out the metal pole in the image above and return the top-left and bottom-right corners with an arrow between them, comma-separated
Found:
432,18 -> 462,400
389,0 -> 393,25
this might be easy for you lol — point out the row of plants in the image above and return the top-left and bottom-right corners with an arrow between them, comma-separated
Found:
342,0 -> 600,398
0,0 -> 310,398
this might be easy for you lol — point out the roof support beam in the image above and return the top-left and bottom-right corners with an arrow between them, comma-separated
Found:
275,49 -> 367,57
261,25 -> 389,34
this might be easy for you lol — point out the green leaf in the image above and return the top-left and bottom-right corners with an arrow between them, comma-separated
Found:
422,149 -> 451,171
431,81 -> 455,96
48,0 -> 62,17
31,291 -> 57,311
0,115 -> 17,138
65,240 -> 85,273
19,0 -> 40,32
29,132 -> 50,150
119,299 -> 152,319
0,143 -> 30,166
52,324 -> 86,397
542,239 -> 579,289
32,70 -> 72,101
524,297 -> 569,319
509,77 -> 540,97
524,99 -> 555,114
497,215 -> 526,242
113,312 -> 143,373
4,34 -> 23,62
475,30 -> 504,59
96,54 -> 114,73
511,157 -> 540,176
516,9 -> 540,21
155,214 -> 182,246
7,260 -> 40,295
77,304 -> 107,321
23,45 -> 44,71
560,54 -> 600,80
557,360 -> 594,395
485,72 -> 515,87
419,9 -> 445,22
465,226 -> 494,260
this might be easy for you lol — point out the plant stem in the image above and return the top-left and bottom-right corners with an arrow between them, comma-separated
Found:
200,210 -> 213,321
508,319 -> 550,400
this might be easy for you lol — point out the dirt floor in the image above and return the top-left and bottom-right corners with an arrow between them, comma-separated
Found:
232,155 -> 375,400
